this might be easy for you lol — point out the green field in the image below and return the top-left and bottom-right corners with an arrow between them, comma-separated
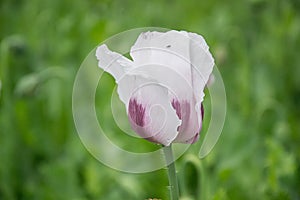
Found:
1,0 -> 300,199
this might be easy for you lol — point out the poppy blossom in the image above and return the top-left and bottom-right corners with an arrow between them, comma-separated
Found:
96,30 -> 214,146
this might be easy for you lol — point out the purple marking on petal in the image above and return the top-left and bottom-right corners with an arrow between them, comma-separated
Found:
171,99 -> 190,121
171,99 -> 182,119
172,99 -> 203,144
128,98 -> 146,127
171,99 -> 191,131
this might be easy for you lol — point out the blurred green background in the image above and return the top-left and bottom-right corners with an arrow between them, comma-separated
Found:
1,0 -> 300,199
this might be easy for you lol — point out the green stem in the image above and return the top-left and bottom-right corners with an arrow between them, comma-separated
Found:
163,144 -> 179,200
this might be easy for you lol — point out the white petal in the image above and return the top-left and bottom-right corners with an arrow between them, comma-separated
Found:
123,75 -> 181,146
96,44 -> 144,105
189,32 -> 215,102
130,30 -> 192,84
96,44 -> 134,83
188,33 -> 214,127
188,32 -> 209,52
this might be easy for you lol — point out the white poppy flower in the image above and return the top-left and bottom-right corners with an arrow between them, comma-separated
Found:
96,30 -> 214,146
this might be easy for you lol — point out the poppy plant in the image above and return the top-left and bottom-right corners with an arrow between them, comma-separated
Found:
96,30 -> 214,146
96,30 -> 214,200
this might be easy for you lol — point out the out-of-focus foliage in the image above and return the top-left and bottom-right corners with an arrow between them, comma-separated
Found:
0,0 -> 299,199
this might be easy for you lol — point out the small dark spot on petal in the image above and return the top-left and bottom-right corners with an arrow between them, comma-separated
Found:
166,45 -> 171,48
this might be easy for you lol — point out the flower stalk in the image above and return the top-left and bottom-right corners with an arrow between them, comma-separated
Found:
163,144 -> 179,200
